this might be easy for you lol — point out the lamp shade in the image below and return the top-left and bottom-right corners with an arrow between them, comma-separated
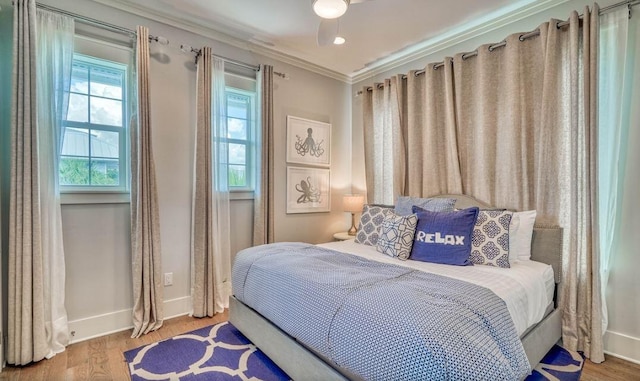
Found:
313,0 -> 349,19
343,194 -> 364,213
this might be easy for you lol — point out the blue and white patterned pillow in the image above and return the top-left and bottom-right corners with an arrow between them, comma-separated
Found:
470,210 -> 513,268
376,212 -> 418,260
355,204 -> 393,246
410,206 -> 479,266
394,196 -> 456,216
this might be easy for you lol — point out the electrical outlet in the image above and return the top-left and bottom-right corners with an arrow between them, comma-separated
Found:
164,272 -> 173,286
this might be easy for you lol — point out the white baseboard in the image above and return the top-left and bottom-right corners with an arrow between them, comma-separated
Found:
604,329 -> 640,365
68,296 -> 192,344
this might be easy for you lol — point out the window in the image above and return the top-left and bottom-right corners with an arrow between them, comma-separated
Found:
222,69 -> 258,194
226,87 -> 255,189
60,54 -> 128,192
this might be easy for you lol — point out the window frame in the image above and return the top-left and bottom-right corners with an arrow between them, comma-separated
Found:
60,54 -> 129,194
225,86 -> 256,192
60,35 -> 133,204
223,71 -> 257,198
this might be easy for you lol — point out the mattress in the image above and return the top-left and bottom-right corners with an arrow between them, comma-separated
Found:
318,240 -> 555,337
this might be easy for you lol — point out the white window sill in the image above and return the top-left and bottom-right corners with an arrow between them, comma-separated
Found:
61,190 -> 253,205
61,192 -> 130,205
230,190 -> 254,201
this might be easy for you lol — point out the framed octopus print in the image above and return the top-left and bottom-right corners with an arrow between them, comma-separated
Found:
286,116 -> 331,167
286,166 -> 331,214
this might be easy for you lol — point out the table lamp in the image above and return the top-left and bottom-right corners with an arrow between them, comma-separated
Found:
343,194 -> 365,236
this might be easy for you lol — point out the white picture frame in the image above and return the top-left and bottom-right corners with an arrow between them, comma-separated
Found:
286,116 -> 331,167
286,166 -> 331,214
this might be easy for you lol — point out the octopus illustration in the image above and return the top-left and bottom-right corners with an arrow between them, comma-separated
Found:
295,177 -> 322,204
295,128 -> 325,158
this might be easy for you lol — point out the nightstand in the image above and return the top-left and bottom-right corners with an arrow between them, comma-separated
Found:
333,232 -> 356,241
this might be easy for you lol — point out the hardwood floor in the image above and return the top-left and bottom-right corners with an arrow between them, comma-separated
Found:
1,311 -> 638,380
582,355 -> 640,381
0,311 -> 227,381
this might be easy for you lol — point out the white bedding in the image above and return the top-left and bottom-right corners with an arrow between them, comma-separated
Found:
317,240 -> 555,336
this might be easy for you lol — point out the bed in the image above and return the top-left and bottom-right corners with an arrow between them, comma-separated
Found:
230,194 -> 563,380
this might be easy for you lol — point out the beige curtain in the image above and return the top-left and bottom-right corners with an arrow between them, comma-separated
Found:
130,25 -> 163,338
453,28 -> 545,210
253,64 -> 275,245
8,0 -> 48,365
555,7 -> 603,363
454,9 -> 602,360
191,49 -> 232,316
8,0 -> 73,365
405,61 -> 462,196
363,5 -> 603,362
362,76 -> 405,204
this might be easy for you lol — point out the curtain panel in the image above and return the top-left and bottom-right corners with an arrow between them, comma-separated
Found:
191,49 -> 232,317
34,8 -> 73,360
8,0 -> 73,365
253,64 -> 275,245
362,5 -> 603,361
598,6 -> 639,335
130,25 -> 163,338
362,76 -> 405,204
405,61 -> 462,197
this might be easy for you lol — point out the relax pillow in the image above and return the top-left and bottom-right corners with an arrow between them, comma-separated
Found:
376,212 -> 418,260
394,196 -> 456,216
355,204 -> 394,246
409,206 -> 479,266
509,210 -> 537,261
469,210 -> 513,268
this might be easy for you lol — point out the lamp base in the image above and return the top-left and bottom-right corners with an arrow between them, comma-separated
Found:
348,213 -> 357,236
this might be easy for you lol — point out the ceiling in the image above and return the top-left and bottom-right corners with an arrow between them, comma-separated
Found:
96,0 -> 556,81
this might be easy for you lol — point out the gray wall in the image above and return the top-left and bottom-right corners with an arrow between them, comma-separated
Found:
350,0 -> 638,362
19,0 -> 353,341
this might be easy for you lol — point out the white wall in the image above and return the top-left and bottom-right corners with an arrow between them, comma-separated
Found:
24,0 -> 353,342
351,0 -> 639,364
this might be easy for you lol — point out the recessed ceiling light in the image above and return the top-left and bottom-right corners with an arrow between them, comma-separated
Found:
313,0 -> 349,19
333,36 -> 346,45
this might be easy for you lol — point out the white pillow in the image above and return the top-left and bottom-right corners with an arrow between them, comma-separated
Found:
509,210 -> 537,262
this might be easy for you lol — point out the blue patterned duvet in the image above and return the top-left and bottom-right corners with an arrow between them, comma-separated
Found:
232,243 -> 531,380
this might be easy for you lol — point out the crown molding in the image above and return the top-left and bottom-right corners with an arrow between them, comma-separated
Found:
349,0 -> 571,84
90,0 -> 570,85
89,0 -> 351,83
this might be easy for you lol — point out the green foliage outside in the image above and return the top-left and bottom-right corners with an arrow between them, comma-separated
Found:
60,157 -> 119,186
229,167 -> 246,187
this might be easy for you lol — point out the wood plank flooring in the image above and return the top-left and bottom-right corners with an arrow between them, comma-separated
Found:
0,311 -> 227,381
1,310 -> 638,380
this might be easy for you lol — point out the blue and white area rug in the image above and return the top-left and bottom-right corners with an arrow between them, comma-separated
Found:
526,344 -> 584,381
124,322 -> 289,380
125,322 -> 583,381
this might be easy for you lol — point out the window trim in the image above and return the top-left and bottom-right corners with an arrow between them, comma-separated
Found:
225,85 -> 256,193
60,49 -> 131,200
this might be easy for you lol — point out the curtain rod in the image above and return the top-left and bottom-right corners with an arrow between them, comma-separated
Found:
358,0 -> 640,95
217,54 -> 289,78
218,54 -> 258,71
36,3 -> 134,38
35,3 -> 169,44
31,2 -> 287,78
182,45 -> 288,78
215,53 -> 289,79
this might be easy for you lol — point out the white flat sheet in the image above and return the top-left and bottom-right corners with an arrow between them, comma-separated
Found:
317,240 -> 555,336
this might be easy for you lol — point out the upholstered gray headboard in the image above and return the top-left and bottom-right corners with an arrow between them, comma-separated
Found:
434,194 -> 563,284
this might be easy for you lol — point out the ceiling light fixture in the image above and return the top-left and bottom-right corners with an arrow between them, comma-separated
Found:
313,0 -> 349,19
333,36 -> 346,45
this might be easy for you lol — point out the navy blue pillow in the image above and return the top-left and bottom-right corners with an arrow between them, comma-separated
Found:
409,206 -> 480,266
